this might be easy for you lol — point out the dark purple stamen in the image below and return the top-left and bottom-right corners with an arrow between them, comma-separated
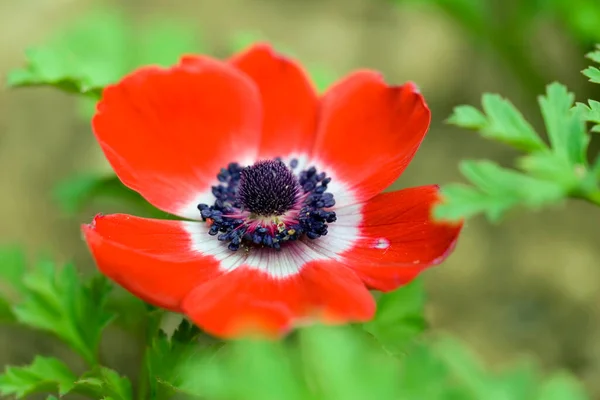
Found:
237,160 -> 300,216
197,158 -> 336,252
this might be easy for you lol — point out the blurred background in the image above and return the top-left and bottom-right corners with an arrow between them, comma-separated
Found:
1,0 -> 600,397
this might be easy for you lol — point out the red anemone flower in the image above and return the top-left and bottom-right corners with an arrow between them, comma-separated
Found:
82,43 -> 462,338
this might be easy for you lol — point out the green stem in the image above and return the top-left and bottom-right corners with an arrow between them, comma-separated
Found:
136,309 -> 164,400
137,355 -> 149,400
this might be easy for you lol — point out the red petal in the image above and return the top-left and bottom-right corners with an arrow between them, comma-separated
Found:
82,214 -> 221,310
340,185 -> 462,291
229,43 -> 319,159
312,72 -> 430,206
181,260 -> 374,338
301,260 -> 375,324
92,58 -> 262,219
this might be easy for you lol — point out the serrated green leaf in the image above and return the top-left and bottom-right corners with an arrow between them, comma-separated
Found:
12,262 -> 114,366
447,105 -> 487,128
72,368 -> 132,400
171,318 -> 202,343
587,46 -> 600,63
146,319 -> 207,399
8,9 -> 203,106
461,160 -> 566,206
72,377 -> 106,398
575,100 -> 600,132
538,83 -> 588,165
7,10 -> 129,95
582,66 -> 600,83
0,356 -> 77,398
97,368 -> 133,400
517,152 -> 581,189
363,278 -> 426,355
482,94 -> 546,151
435,160 -> 566,222
448,94 -> 546,151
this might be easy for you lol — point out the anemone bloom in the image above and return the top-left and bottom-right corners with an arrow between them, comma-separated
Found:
83,43 -> 462,338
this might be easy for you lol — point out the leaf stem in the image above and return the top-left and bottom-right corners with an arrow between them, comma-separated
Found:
136,309 -> 164,400
137,354 -> 149,400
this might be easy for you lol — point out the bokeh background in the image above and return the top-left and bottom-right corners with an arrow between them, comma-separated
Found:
1,0 -> 600,397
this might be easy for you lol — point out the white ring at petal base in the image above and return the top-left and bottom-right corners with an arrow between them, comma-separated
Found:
183,161 -> 363,279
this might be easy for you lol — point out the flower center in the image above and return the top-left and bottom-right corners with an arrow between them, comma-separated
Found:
237,160 -> 300,216
197,158 -> 336,252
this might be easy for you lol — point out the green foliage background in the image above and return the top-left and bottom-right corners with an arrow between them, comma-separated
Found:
0,0 -> 600,399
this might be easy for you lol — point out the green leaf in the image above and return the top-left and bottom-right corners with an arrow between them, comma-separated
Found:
74,368 -> 133,400
105,291 -> 152,333
582,66 -> 600,83
53,174 -> 171,219
396,342 -> 470,399
146,319 -> 206,399
300,325 -> 400,400
363,278 -> 426,354
443,46 -> 600,219
0,246 -> 26,321
0,245 -> 26,292
537,373 -> 589,400
434,337 -> 490,397
435,338 -> 541,400
0,356 -> 77,398
446,105 -> 487,129
435,160 -> 566,222
583,45 -> 600,83
96,368 -> 133,400
214,339 -> 310,400
7,9 -> 203,103
490,363 -> 539,400
587,45 -> 600,64
171,324 -> 591,400
170,318 -> 202,343
575,99 -> 600,132
538,82 -> 588,165
12,262 -> 114,366
6,9 -> 131,96
516,151 -> 581,190
448,94 -> 546,151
